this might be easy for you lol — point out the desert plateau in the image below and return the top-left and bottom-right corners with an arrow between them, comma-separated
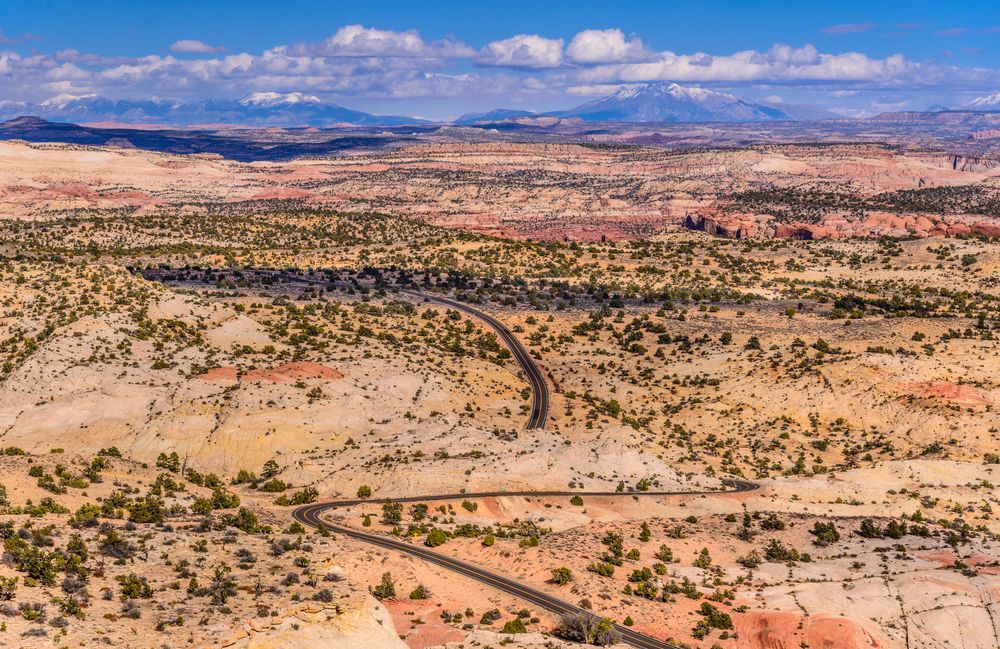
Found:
2,3 -> 1000,648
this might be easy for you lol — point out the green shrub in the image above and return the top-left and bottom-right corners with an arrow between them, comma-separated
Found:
425,528 -> 448,547
372,572 -> 395,599
0,576 -> 17,600
117,573 -> 153,600
156,452 -> 180,473
260,478 -> 289,493
288,487 -> 318,505
811,521 -> 841,546
210,488 -> 240,509
550,567 -> 573,584
501,617 -> 527,634
586,562 -> 615,578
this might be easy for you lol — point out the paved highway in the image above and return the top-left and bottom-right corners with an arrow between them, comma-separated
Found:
293,480 -> 759,649
268,272 -> 549,430
267,271 -> 755,647
398,289 -> 549,429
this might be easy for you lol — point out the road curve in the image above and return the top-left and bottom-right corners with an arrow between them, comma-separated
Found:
399,289 -> 548,430
293,480 -> 759,649
270,270 -> 752,646
267,271 -> 548,430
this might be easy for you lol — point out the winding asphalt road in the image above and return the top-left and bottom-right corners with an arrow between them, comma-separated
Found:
398,289 -> 549,430
266,271 -> 759,647
293,481 -> 759,649
269,271 -> 549,429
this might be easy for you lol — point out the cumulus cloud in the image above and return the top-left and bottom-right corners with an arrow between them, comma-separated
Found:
170,39 -> 226,54
689,53 -> 714,67
284,24 -> 473,59
46,62 -> 91,82
0,51 -> 21,75
566,29 -> 650,64
573,43 -> 920,86
478,34 -> 564,68
767,43 -> 819,66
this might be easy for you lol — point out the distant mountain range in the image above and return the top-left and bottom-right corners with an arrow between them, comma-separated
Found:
459,83 -> 838,124
0,92 -> 422,127
0,84 -> 842,128
560,83 -> 795,122
458,86 -> 1000,125
5,84 -> 1000,128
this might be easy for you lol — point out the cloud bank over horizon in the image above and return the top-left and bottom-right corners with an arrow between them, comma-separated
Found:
2,23 -> 1000,119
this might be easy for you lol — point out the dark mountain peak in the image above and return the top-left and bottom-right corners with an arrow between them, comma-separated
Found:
453,109 -> 538,125
0,115 -> 51,129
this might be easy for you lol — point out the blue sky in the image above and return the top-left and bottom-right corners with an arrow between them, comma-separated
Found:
2,0 -> 1000,119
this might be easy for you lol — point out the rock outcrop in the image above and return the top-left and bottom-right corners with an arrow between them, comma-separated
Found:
223,597 -> 406,649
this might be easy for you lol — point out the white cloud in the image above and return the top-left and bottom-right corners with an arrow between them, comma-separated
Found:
767,44 -> 819,66
566,29 -> 650,64
479,34 -> 564,69
170,39 -> 226,54
689,53 -> 714,67
0,51 -> 21,74
100,55 -> 178,82
46,62 -> 91,82
573,44 -> 921,86
285,25 -> 473,59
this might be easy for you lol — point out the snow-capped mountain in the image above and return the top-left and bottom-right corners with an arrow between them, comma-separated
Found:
0,93 -> 423,126
561,82 -> 794,122
238,92 -> 322,108
969,92 -> 1000,110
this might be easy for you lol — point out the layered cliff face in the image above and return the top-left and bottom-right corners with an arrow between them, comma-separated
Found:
971,129 -> 1000,141
683,211 -> 769,239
